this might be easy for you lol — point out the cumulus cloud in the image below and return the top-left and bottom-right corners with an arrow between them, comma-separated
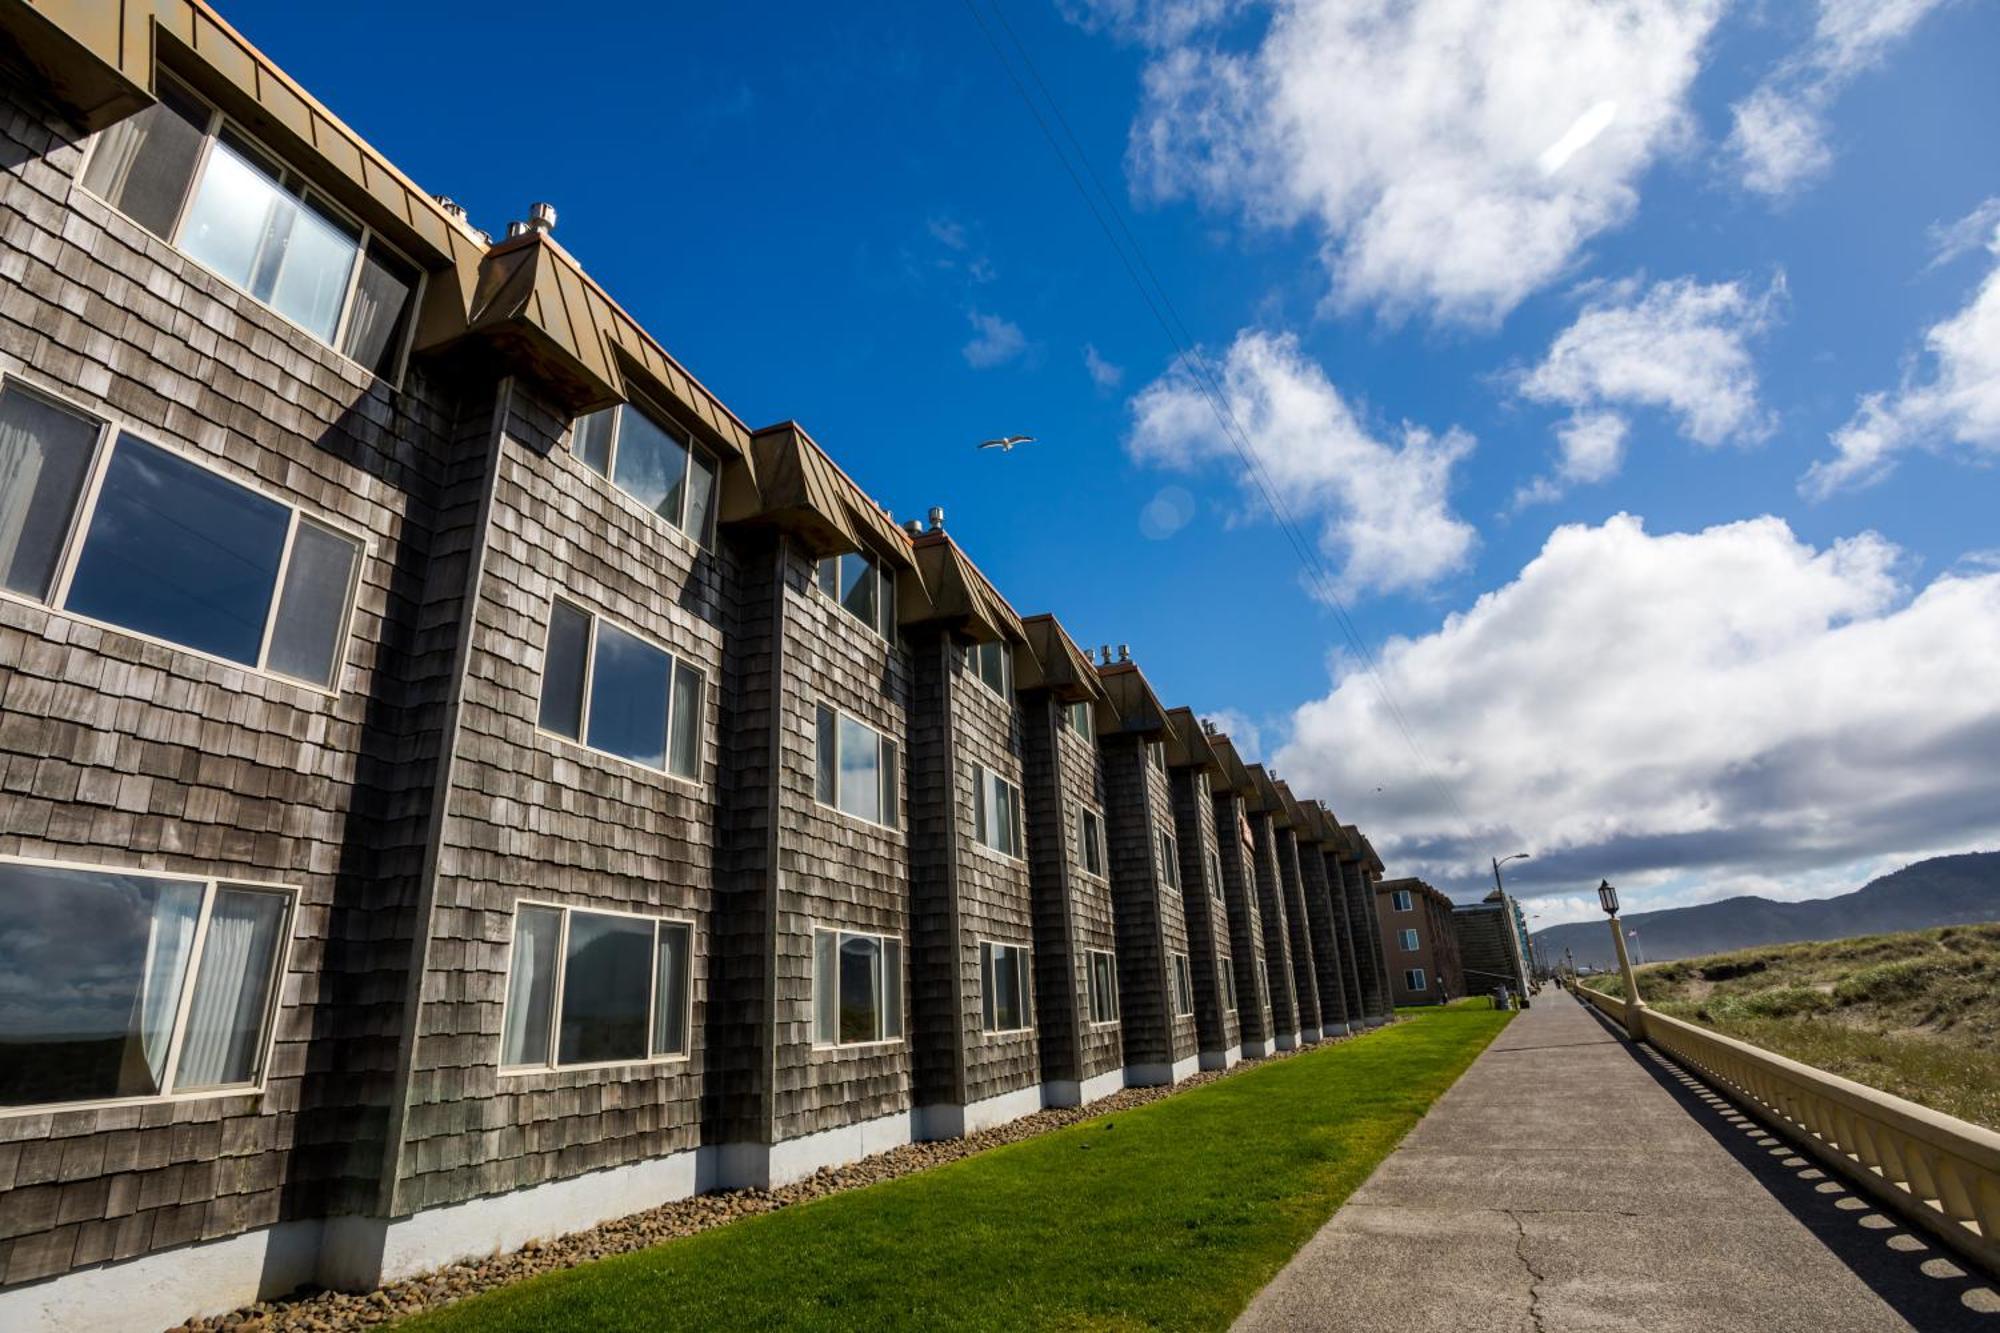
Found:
1128,329 -> 1476,598
1514,274 -> 1780,503
1805,206 -> 2000,496
1727,0 -> 1947,199
1273,515 -> 2000,910
962,311 -> 1028,368
1083,342 -> 1125,391
1059,0 -> 1243,47
1121,0 -> 1722,326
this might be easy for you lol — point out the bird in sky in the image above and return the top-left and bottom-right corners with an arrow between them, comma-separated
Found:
978,434 -> 1036,452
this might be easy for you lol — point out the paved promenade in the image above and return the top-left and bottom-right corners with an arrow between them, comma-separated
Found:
1237,992 -> 1998,1332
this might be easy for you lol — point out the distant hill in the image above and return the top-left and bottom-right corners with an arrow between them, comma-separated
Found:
1529,852 -> 2000,971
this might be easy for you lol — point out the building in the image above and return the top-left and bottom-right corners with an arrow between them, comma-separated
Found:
0,4 -> 1398,1327
1453,889 -> 1532,1002
1376,878 -> 1464,1005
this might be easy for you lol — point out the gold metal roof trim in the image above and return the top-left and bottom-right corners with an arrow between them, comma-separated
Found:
1019,614 -> 1107,702
1162,706 -> 1224,774
725,421 -> 908,564
1206,731 -> 1259,797
1093,661 -> 1178,743
1244,764 -> 1287,822
907,531 -> 1025,645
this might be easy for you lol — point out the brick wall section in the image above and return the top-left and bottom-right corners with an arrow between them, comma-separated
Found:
933,643 -> 1039,1109
1297,839 -> 1350,1028
1246,811 -> 1298,1039
1210,790 -> 1272,1045
0,83 -> 459,1281
1273,829 -> 1322,1037
1169,767 -> 1237,1054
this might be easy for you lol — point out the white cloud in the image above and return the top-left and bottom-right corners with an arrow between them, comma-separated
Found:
962,311 -> 1028,368
1273,515 -> 2000,911
1805,210 -> 2000,496
1514,275 -> 1779,503
1727,0 -> 1948,200
1202,706 -> 1271,763
1060,0 -> 1243,47
1083,342 -> 1125,390
1123,0 -> 1723,326
1127,329 -> 1476,598
927,216 -> 968,251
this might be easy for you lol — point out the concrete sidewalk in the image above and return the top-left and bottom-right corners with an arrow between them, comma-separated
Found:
1236,993 -> 1997,1332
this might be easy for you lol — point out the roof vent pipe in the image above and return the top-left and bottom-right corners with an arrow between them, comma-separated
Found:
1099,645 -> 1111,666
1116,644 -> 1130,663
928,506 -> 946,533
528,201 -> 557,234
903,518 -> 924,536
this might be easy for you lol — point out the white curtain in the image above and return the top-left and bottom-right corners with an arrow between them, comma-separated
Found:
175,889 -> 285,1089
501,907 -> 560,1066
134,884 -> 202,1093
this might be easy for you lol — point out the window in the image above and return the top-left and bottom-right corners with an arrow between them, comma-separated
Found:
1392,889 -> 1414,913
1086,950 -> 1119,1024
0,859 -> 293,1111
1076,805 -> 1106,878
80,74 -> 419,379
816,549 -> 896,640
538,599 -> 705,779
815,704 -> 900,828
1157,830 -> 1180,889
500,904 -> 692,1069
1405,968 -> 1428,993
1172,954 -> 1194,1017
980,941 -> 1032,1033
972,765 -> 1023,858
1220,959 -> 1238,1012
1209,849 -> 1224,902
0,384 -> 362,689
1399,928 -> 1421,953
571,401 -> 719,547
961,637 -> 1012,698
813,928 -> 904,1045
1147,740 -> 1166,773
1061,698 -> 1093,740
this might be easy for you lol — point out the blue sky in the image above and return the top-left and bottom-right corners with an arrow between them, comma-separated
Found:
226,1 -> 2000,922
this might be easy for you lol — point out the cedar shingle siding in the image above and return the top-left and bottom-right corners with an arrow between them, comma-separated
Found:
0,8 -> 1405,1321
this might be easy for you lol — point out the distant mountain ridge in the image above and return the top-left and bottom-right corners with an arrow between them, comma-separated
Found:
1528,852 -> 2000,971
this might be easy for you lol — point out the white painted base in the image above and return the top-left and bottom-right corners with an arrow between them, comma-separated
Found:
1274,1030 -> 1299,1051
1240,1037 -> 1273,1058
1198,1044 -> 1241,1071
1298,1029 -> 1321,1045
913,1083 -> 1045,1139
1322,1021 -> 1353,1038
707,1108 -> 915,1191
1043,1066 -> 1125,1107
1123,1054 -> 1199,1087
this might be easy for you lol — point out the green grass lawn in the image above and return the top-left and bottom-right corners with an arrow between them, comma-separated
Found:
405,1005 -> 1511,1332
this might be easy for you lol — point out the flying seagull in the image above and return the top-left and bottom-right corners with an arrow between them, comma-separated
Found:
978,434 -> 1036,452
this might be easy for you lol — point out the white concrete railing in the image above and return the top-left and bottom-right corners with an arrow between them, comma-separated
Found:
1576,984 -> 2000,1274
1574,981 -> 1629,1029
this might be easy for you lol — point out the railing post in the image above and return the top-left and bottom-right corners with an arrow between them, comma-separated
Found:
1607,914 -> 1645,1040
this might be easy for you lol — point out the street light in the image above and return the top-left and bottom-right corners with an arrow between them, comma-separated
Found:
1493,852 -> 1531,985
1597,879 -> 1619,915
1597,879 -> 1644,1038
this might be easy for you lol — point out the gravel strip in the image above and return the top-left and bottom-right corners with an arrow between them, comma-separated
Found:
168,1032 -> 1359,1332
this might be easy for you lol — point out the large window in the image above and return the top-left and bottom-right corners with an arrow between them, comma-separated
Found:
815,705 -> 900,828
0,383 -> 362,689
1172,953 -> 1194,1017
972,765 -> 1023,858
1061,698 -> 1093,740
80,74 -> 420,379
1392,889 -> 1414,912
1076,805 -> 1106,879
500,903 -> 692,1069
814,928 -> 904,1046
1157,830 -> 1180,889
1399,928 -> 1421,953
0,859 -> 293,1111
980,941 -> 1032,1034
1405,968 -> 1428,993
1148,740 -> 1166,773
1086,950 -> 1119,1025
538,599 -> 705,779
1220,959 -> 1237,1013
961,638 -> 1012,698
816,549 -> 896,641
571,401 -> 719,547
1209,849 -> 1224,902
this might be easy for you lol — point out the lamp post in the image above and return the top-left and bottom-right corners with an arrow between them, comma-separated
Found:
1493,852 -> 1531,985
1598,879 -> 1644,1039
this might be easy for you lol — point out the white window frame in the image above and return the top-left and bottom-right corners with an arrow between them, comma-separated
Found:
971,763 -> 1024,860
1147,740 -> 1166,773
811,925 -> 906,1049
1085,948 -> 1120,1026
76,70 -> 425,386
813,702 -> 901,831
534,596 -> 707,784
815,548 -> 897,642
961,637 -> 1013,700
1392,889 -> 1414,913
1157,829 -> 1180,890
978,938 -> 1034,1035
0,374 -> 370,697
1171,952 -> 1194,1017
1405,967 -> 1428,993
1061,697 -> 1093,742
1399,928 -> 1421,953
1208,848 -> 1224,902
1074,802 -> 1107,880
1220,958 -> 1238,1013
568,395 -> 722,551
0,853 -> 298,1119
497,899 -> 695,1075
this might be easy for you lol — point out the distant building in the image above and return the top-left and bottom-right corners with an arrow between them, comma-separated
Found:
1453,889 -> 1531,1000
1377,878 -> 1464,1004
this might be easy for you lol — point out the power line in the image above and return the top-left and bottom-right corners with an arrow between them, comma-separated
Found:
959,0 -> 1476,830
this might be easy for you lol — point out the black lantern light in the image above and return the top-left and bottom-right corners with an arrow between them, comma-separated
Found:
1597,879 -> 1620,916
